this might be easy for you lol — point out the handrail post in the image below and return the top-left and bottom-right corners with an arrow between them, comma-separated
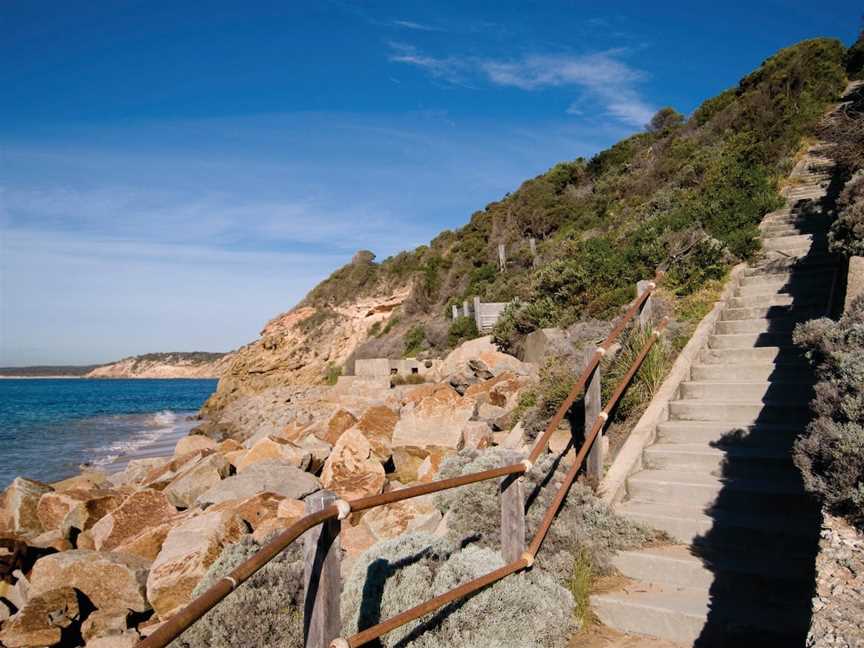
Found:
303,490 -> 341,648
584,347 -> 604,482
499,462 -> 526,563
636,279 -> 655,330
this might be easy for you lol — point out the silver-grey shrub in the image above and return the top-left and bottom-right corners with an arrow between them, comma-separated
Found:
341,533 -> 575,648
434,448 -> 657,580
794,297 -> 864,527
168,535 -> 305,648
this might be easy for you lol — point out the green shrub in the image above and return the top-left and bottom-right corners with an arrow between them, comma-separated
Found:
341,533 -> 576,647
403,325 -> 427,356
324,362 -> 342,386
447,316 -> 479,348
793,297 -> 864,528
846,30 -> 864,79
602,326 -> 672,423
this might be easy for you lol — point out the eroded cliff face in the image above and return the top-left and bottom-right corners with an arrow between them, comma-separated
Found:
201,286 -> 411,416
85,353 -> 233,379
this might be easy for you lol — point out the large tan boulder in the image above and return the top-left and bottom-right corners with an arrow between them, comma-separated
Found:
390,446 -> 455,483
392,384 -> 474,450
235,437 -> 311,473
146,509 -> 246,619
0,587 -> 79,647
163,454 -> 231,508
196,461 -> 320,506
106,458 -> 169,488
141,451 -> 212,491
320,429 -> 385,500
461,421 -> 493,450
293,435 -> 331,472
174,435 -> 216,457
1,478 -> 53,537
440,335 -> 534,377
211,492 -> 283,531
29,550 -> 150,614
51,471 -> 107,492
85,630 -> 140,647
90,489 -> 177,552
352,405 -> 398,462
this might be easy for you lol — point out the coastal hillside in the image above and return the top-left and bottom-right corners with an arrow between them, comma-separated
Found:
0,352 -> 233,379
204,37 -> 850,417
85,352 -> 233,379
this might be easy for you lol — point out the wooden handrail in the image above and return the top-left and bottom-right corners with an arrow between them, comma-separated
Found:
137,277 -> 662,648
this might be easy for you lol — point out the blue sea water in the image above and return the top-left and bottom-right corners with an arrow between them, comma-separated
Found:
0,378 -> 217,488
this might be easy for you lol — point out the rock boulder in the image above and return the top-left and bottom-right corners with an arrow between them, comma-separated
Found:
1,478 -> 53,537
90,489 -> 177,552
0,587 -> 79,647
320,429 -> 386,500
195,461 -> 320,507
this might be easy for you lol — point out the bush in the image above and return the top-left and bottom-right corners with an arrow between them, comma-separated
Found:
341,533 -> 576,647
793,297 -> 864,528
447,316 -> 479,348
646,107 -> 685,134
829,176 -> 864,257
169,536 -> 304,648
324,362 -> 342,385
403,325 -> 427,356
434,449 -> 659,582
846,30 -> 864,79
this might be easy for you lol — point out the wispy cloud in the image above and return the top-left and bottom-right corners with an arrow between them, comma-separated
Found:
390,19 -> 445,32
388,45 -> 655,127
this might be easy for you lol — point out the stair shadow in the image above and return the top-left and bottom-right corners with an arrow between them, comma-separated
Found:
689,202 -> 838,646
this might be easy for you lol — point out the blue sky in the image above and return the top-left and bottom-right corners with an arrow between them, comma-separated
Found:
0,1 -> 859,365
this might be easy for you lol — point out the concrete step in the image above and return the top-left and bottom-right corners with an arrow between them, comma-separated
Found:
762,233 -> 814,250
708,332 -> 793,349
626,469 -> 809,511
679,381 -> 812,403
700,345 -> 804,365
655,420 -> 802,447
736,280 -> 826,298
668,399 -> 809,424
745,255 -> 838,275
720,304 -> 823,320
714,317 -> 802,334
612,544 -> 814,590
591,581 -> 811,645
643,443 -> 794,477
726,293 -> 824,309
738,268 -> 834,287
690,362 -> 809,383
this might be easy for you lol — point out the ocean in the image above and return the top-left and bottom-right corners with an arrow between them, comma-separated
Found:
0,378 -> 217,488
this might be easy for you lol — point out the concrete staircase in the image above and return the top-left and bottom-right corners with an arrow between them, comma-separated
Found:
591,149 -> 840,646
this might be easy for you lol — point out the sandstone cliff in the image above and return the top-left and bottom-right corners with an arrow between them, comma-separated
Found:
85,352 -> 233,379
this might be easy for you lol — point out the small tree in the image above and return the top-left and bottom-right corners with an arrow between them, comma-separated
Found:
646,107 -> 685,134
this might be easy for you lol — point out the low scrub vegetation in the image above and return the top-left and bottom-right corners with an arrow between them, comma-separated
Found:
794,298 -> 864,529
296,39 -> 849,358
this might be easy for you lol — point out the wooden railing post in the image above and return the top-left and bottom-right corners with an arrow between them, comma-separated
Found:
636,279 -> 655,330
303,490 -> 341,648
584,347 -> 604,481
499,468 -> 526,563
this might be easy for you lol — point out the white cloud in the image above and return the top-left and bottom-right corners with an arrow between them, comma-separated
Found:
390,19 -> 444,32
389,45 -> 655,127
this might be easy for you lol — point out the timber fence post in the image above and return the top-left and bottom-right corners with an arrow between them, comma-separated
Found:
584,346 -> 604,482
303,490 -> 341,648
499,465 -> 526,563
636,279 -> 655,330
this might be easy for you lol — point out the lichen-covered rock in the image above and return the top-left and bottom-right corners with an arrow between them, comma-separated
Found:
112,511 -> 196,562
360,495 -> 441,543
107,457 -> 169,488
318,408 -> 358,445
146,509 -> 247,619
90,489 -> 177,551
195,461 -> 320,507
0,478 -> 53,537
36,489 -> 121,536
320,429 -> 385,500
461,421 -> 493,450
167,535 -> 305,648
352,405 -> 399,462
0,587 -> 79,647
440,336 -> 535,378
164,454 -> 231,508
392,446 -> 454,483
392,384 -> 473,451
29,550 -> 150,614
341,533 -> 575,647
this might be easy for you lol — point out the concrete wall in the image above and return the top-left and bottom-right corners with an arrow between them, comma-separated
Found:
354,357 -> 442,378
